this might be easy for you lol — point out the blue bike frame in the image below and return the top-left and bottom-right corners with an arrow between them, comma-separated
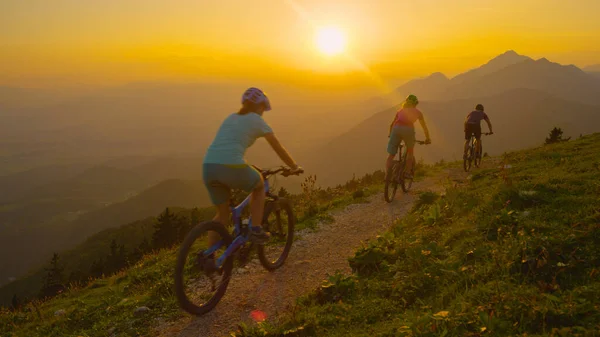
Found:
202,179 -> 271,268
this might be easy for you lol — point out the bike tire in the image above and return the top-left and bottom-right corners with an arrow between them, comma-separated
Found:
475,142 -> 483,168
384,163 -> 399,203
463,149 -> 472,172
401,159 -> 414,192
174,221 -> 233,316
257,198 -> 295,271
401,176 -> 413,193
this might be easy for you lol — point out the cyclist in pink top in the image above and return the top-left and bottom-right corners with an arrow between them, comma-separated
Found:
387,94 -> 431,179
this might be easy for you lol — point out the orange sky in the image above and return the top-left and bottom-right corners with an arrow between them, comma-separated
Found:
2,0 -> 600,90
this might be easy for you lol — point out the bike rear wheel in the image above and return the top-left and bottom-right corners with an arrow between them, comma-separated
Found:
463,147 -> 472,172
384,162 -> 399,203
175,221 -> 233,315
257,198 -> 295,271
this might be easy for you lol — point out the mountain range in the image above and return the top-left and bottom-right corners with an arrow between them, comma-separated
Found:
373,51 -> 600,109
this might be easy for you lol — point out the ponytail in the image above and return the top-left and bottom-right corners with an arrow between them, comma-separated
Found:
238,101 -> 265,115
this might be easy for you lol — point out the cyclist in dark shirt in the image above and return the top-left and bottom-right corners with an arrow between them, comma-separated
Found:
464,104 -> 493,159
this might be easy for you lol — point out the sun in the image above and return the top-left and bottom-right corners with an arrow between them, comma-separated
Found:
315,26 -> 347,56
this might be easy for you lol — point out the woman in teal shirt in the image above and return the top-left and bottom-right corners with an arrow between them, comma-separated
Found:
203,87 -> 302,243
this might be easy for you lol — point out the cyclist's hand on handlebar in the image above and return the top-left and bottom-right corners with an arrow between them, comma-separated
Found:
291,165 -> 304,175
281,165 -> 304,176
425,138 -> 432,145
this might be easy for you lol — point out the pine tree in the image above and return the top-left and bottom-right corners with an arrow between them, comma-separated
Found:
40,253 -> 65,298
89,258 -> 105,278
106,239 -> 127,273
68,269 -> 86,284
191,207 -> 201,226
545,127 -> 571,144
278,187 -> 289,197
118,244 -> 126,267
11,294 -> 20,311
139,237 -> 151,253
130,237 -> 150,263
152,208 -> 182,249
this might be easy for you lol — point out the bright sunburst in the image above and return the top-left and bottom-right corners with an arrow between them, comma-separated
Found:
315,26 -> 347,56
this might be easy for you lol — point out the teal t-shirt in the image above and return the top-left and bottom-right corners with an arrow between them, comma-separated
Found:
203,113 -> 273,165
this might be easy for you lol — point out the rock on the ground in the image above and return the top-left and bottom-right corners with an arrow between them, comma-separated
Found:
54,309 -> 66,317
134,306 -> 151,316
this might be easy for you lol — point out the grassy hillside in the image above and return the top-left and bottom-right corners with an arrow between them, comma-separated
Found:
0,170 -> 387,336
238,133 -> 600,336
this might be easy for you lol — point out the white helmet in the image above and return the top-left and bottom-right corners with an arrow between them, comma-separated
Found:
241,87 -> 271,111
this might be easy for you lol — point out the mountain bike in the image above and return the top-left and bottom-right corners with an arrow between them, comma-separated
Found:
384,140 -> 427,203
174,166 -> 303,315
464,132 -> 492,172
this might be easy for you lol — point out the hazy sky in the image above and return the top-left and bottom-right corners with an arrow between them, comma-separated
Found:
2,0 -> 600,89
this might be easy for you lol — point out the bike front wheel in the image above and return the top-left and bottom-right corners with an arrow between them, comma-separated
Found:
401,173 -> 413,193
174,221 -> 234,315
258,198 -> 295,271
384,162 -> 399,203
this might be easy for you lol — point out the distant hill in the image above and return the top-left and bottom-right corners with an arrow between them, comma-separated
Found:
584,64 -> 600,72
584,65 -> 600,80
451,50 -> 532,85
0,178 -> 209,287
370,72 -> 451,109
0,164 -> 88,203
130,155 -> 205,183
0,165 -> 154,246
23,165 -> 150,202
309,88 -> 600,185
0,216 -> 155,306
62,178 -> 207,242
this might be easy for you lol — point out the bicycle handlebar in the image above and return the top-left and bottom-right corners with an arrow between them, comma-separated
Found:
415,140 -> 430,145
256,166 -> 304,178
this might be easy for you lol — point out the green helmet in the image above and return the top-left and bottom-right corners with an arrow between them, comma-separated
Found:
475,104 -> 484,111
405,94 -> 419,106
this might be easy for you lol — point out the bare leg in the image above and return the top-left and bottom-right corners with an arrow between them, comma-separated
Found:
464,140 -> 470,157
405,151 -> 415,176
208,202 -> 230,246
386,154 -> 395,180
250,175 -> 266,229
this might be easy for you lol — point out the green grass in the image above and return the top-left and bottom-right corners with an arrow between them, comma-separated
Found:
1,249 -> 180,336
295,182 -> 383,232
234,133 -> 600,337
0,168 -> 405,336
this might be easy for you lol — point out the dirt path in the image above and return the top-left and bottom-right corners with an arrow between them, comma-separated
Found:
156,173 -> 450,337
